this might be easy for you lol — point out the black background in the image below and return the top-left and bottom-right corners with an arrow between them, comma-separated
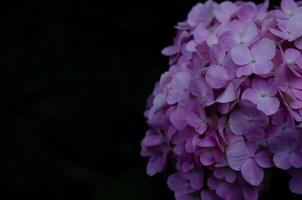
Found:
2,0 -> 302,199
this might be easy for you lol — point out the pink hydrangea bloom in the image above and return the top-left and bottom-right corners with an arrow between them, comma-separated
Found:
141,0 -> 302,199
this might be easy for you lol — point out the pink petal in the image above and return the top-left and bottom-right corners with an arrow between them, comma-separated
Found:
273,152 -> 291,169
241,158 -> 264,186
206,65 -> 231,89
251,38 -> 276,61
231,45 -> 252,65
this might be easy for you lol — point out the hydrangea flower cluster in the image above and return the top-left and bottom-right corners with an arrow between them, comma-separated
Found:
141,0 -> 302,199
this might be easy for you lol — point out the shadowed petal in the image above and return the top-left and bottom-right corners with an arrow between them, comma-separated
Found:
241,158 -> 264,186
273,152 -> 291,169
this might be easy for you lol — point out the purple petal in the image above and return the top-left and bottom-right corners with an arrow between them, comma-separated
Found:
236,65 -> 253,77
243,186 -> 259,200
285,48 -> 301,64
169,107 -> 188,129
281,0 -> 298,15
273,152 -> 291,170
206,65 -> 231,89
226,137 -> 249,170
161,45 -> 179,56
167,173 -> 191,194
240,22 -> 259,46
257,96 -> 280,115
193,23 -> 210,43
242,88 -> 259,104
186,112 -> 202,129
241,158 -> 264,186
251,38 -> 276,61
237,4 -> 257,22
200,151 -> 214,166
147,155 -> 166,176
200,189 -> 221,200
295,37 -> 302,50
290,152 -> 302,168
231,45 -> 252,65
187,3 -> 203,27
216,82 -> 237,103
255,150 -> 273,168
289,173 -> 302,194
142,131 -> 163,147
252,60 -> 273,75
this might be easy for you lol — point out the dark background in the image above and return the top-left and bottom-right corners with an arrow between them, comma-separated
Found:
2,0 -> 302,199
